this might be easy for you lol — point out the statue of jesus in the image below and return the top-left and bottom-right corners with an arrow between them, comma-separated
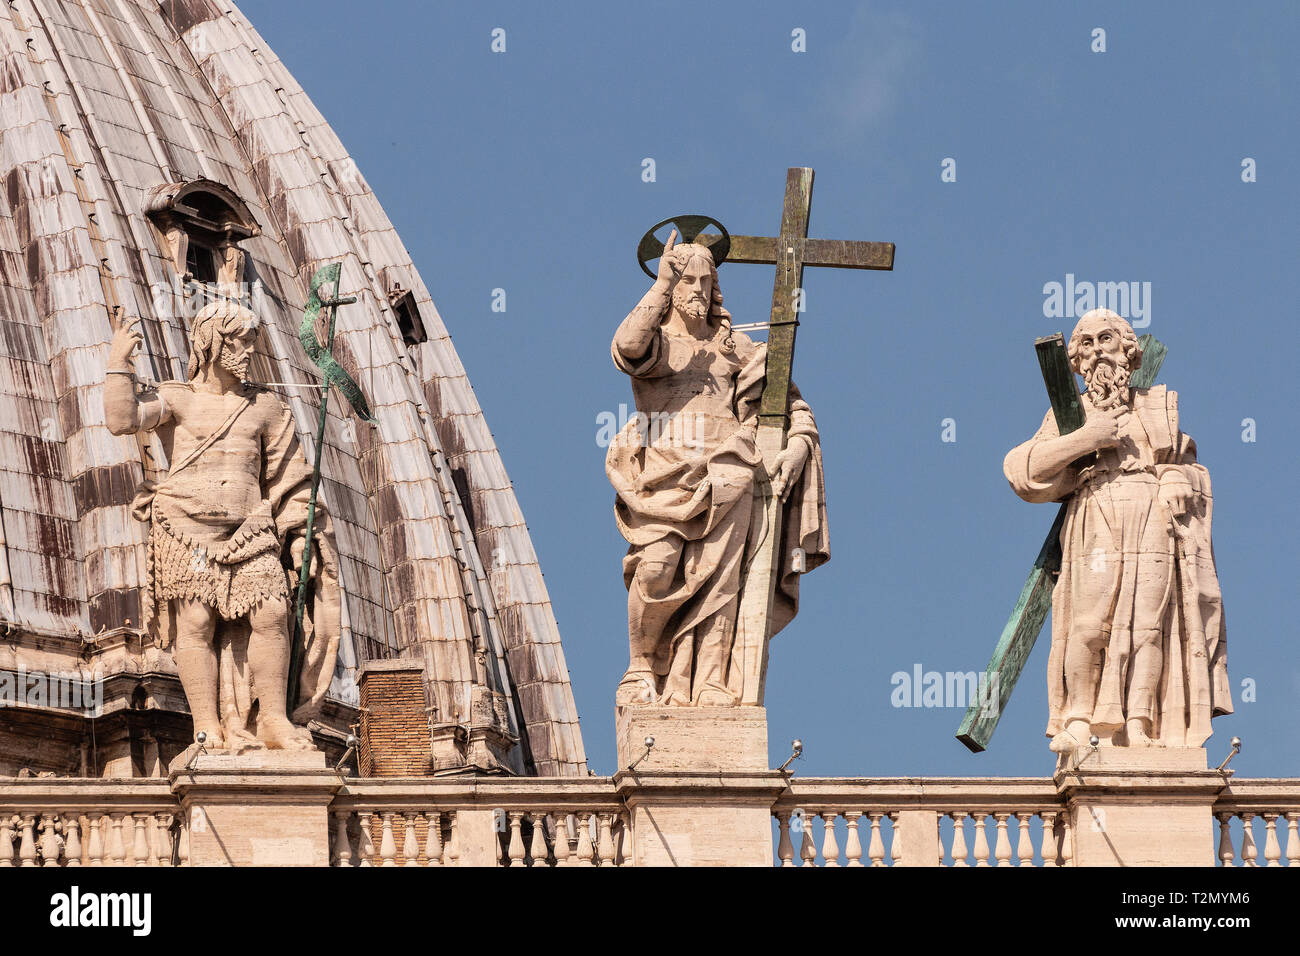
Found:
105,300 -> 341,751
608,231 -> 829,708
1004,309 -> 1231,755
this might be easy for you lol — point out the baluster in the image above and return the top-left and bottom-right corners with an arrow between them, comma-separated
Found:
820,812 -> 840,867
38,815 -> 62,867
775,812 -> 795,867
1215,812 -> 1235,867
424,812 -> 442,867
1262,814 -> 1282,867
1059,812 -> 1074,867
379,812 -> 398,866
443,813 -> 459,866
177,818 -> 190,867
0,816 -> 14,867
866,812 -> 885,867
356,811 -> 375,867
1286,813 -> 1299,868
992,813 -> 1012,867
889,812 -> 902,866
134,814 -> 152,866
616,813 -> 632,867
1039,811 -> 1058,867
64,815 -> 83,867
949,812 -> 969,867
398,813 -> 418,867
332,810 -> 352,867
597,813 -> 616,867
552,814 -> 571,867
843,811 -> 864,867
530,813 -> 550,867
972,813 -> 990,866
86,815 -> 104,866
1240,813 -> 1257,867
18,815 -> 37,866
800,812 -> 818,866
154,815 -> 173,867
106,814 -> 126,866
505,812 -> 526,867
1011,812 -> 1030,867
575,813 -> 596,867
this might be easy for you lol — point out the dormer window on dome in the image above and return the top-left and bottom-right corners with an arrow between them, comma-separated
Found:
146,179 -> 260,293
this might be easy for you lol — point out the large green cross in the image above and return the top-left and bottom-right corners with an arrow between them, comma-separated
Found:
955,332 -> 1167,751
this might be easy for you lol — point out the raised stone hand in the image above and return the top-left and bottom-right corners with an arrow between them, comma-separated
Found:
655,228 -> 682,289
108,318 -> 142,372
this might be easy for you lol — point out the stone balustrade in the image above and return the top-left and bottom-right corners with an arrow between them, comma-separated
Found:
327,777 -> 631,867
1212,780 -> 1300,867
773,777 -> 1065,866
2,773 -> 1298,866
0,779 -> 181,866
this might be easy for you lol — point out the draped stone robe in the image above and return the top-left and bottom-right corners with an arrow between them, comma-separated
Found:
1004,385 -> 1231,746
607,326 -> 829,705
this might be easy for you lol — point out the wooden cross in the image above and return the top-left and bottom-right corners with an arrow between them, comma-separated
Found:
955,332 -> 1167,751
707,167 -> 895,705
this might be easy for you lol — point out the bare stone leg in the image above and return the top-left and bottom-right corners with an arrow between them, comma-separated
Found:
247,596 -> 314,750
1052,630 -> 1105,753
174,599 -> 224,748
618,541 -> 677,706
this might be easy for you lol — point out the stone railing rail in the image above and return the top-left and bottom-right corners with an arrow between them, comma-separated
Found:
3,774 -> 1298,866
328,777 -> 631,867
0,778 -> 181,866
773,777 -> 1068,866
1211,779 -> 1300,867
772,776 -> 1300,867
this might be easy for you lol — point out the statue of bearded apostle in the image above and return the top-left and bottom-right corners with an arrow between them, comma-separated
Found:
105,300 -> 342,752
607,231 -> 829,708
1004,309 -> 1231,756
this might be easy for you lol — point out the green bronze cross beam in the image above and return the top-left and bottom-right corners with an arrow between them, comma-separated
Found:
725,167 -> 895,705
955,332 -> 1167,752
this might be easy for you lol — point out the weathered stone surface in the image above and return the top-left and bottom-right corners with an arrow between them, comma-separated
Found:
1005,310 -> 1230,759
608,235 -> 827,710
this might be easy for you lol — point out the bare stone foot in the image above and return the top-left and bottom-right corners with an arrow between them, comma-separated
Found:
695,688 -> 735,707
1126,718 -> 1154,747
1049,731 -> 1079,754
260,716 -> 316,751
615,671 -> 654,707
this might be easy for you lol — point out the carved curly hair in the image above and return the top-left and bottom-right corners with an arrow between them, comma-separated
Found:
1067,308 -> 1143,376
186,299 -> 260,380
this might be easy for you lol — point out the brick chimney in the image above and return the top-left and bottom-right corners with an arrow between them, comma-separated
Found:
356,661 -> 431,776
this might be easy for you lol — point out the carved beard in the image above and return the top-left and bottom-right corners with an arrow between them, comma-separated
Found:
672,283 -> 710,325
1083,358 -> 1131,410
218,342 -> 250,381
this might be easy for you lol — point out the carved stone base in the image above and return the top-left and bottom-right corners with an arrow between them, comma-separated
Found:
616,705 -> 769,772
1055,750 -> 1221,866
614,705 -> 780,866
168,750 -> 340,866
1056,744 -> 1209,774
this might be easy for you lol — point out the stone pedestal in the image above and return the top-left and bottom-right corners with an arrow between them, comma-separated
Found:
1054,747 -> 1222,866
168,750 -> 341,866
616,705 -> 769,772
615,705 -> 783,866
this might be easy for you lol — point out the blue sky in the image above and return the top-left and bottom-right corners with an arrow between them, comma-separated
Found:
242,1 -> 1297,777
